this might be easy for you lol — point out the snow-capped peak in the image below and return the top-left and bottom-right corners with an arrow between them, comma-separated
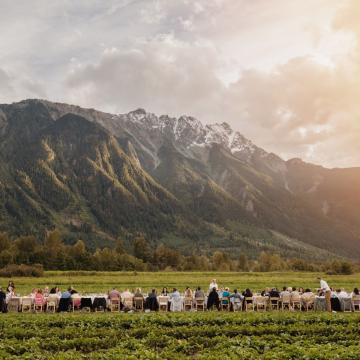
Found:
120,109 -> 261,158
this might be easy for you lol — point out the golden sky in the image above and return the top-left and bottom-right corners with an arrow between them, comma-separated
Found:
0,0 -> 359,167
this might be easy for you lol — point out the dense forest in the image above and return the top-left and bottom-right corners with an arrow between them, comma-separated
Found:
0,231 -> 355,276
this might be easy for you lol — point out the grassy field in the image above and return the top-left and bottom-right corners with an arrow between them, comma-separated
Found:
1,271 -> 359,295
0,312 -> 360,359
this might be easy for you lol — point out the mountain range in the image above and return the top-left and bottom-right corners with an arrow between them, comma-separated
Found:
0,99 -> 359,260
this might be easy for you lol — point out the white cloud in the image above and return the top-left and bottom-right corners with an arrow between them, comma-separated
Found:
0,0 -> 359,167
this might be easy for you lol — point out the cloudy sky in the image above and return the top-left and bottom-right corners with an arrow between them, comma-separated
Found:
0,0 -> 359,167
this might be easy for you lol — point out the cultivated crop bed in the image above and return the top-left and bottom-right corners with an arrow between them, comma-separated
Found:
0,312 -> 360,359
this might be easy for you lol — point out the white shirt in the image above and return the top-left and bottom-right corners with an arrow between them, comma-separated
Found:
122,290 -> 133,298
337,291 -> 348,298
320,279 -> 330,292
171,291 -> 181,300
209,282 -> 218,291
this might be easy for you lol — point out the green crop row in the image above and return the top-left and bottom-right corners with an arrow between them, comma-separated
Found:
0,312 -> 360,359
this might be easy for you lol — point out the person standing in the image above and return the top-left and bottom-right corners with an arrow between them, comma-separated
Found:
209,279 -> 218,292
318,277 -> 331,312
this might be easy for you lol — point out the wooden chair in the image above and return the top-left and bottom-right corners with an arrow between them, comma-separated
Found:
256,297 -> 268,311
221,297 -> 230,311
303,295 -> 315,311
7,298 -> 20,312
343,298 -> 352,313
352,295 -> 360,312
34,299 -> 44,313
269,297 -> 280,311
122,296 -> 134,310
47,296 -> 58,313
93,297 -> 107,312
195,297 -> 205,311
281,294 -> 291,310
291,294 -> 302,311
134,297 -> 144,311
183,297 -> 193,311
47,300 -> 57,313
80,297 -> 92,312
232,298 -> 242,312
70,297 -> 81,312
244,297 -> 254,312
110,298 -> 120,312
158,296 -> 169,312
21,297 -> 33,313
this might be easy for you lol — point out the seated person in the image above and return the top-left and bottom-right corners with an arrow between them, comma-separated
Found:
70,291 -> 81,309
0,287 -> 6,313
184,287 -> 193,298
242,288 -> 253,310
170,288 -> 181,300
230,289 -> 243,301
6,281 -> 15,293
30,288 -> 37,299
170,288 -> 182,311
335,289 -> 348,298
122,288 -> 133,298
207,287 -> 220,310
34,289 -> 46,305
242,288 -> 253,298
43,287 -> 49,297
134,288 -> 143,298
61,287 -> 72,299
49,287 -> 57,294
194,287 -> 205,299
69,286 -> 78,295
301,288 -> 314,300
109,287 -> 121,300
291,287 -> 300,297
351,288 -> 360,297
280,286 -> 290,298
269,288 -> 280,298
161,287 -> 169,296
145,289 -> 159,311
230,289 -> 243,310
222,287 -> 230,304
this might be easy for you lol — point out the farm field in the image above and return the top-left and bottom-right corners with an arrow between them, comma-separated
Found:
1,272 -> 360,359
1,271 -> 360,295
1,312 -> 360,359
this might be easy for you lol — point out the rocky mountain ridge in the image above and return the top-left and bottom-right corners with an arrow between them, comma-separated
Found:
0,99 -> 359,259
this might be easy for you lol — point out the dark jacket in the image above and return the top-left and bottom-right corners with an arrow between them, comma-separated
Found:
207,289 -> 220,310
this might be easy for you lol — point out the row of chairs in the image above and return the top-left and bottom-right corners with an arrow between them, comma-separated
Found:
242,295 -> 360,312
7,295 -> 360,313
109,296 -> 207,312
242,296 -> 305,312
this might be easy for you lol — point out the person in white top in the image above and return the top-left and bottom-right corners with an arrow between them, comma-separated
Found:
209,279 -> 218,291
319,278 -> 330,292
318,277 -> 331,312
121,289 -> 133,298
336,289 -> 348,299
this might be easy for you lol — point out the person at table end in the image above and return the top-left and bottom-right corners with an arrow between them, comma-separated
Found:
209,279 -> 218,292
318,277 -> 331,312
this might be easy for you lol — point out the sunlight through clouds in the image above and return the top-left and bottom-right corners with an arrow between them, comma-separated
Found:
0,0 -> 359,167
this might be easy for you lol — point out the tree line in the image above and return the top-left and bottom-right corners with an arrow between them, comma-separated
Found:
0,231 -> 356,275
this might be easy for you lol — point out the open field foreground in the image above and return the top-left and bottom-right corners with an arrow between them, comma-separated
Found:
1,271 -> 360,295
0,312 -> 360,359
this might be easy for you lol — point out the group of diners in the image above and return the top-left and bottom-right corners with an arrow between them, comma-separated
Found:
1,278 -> 360,313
